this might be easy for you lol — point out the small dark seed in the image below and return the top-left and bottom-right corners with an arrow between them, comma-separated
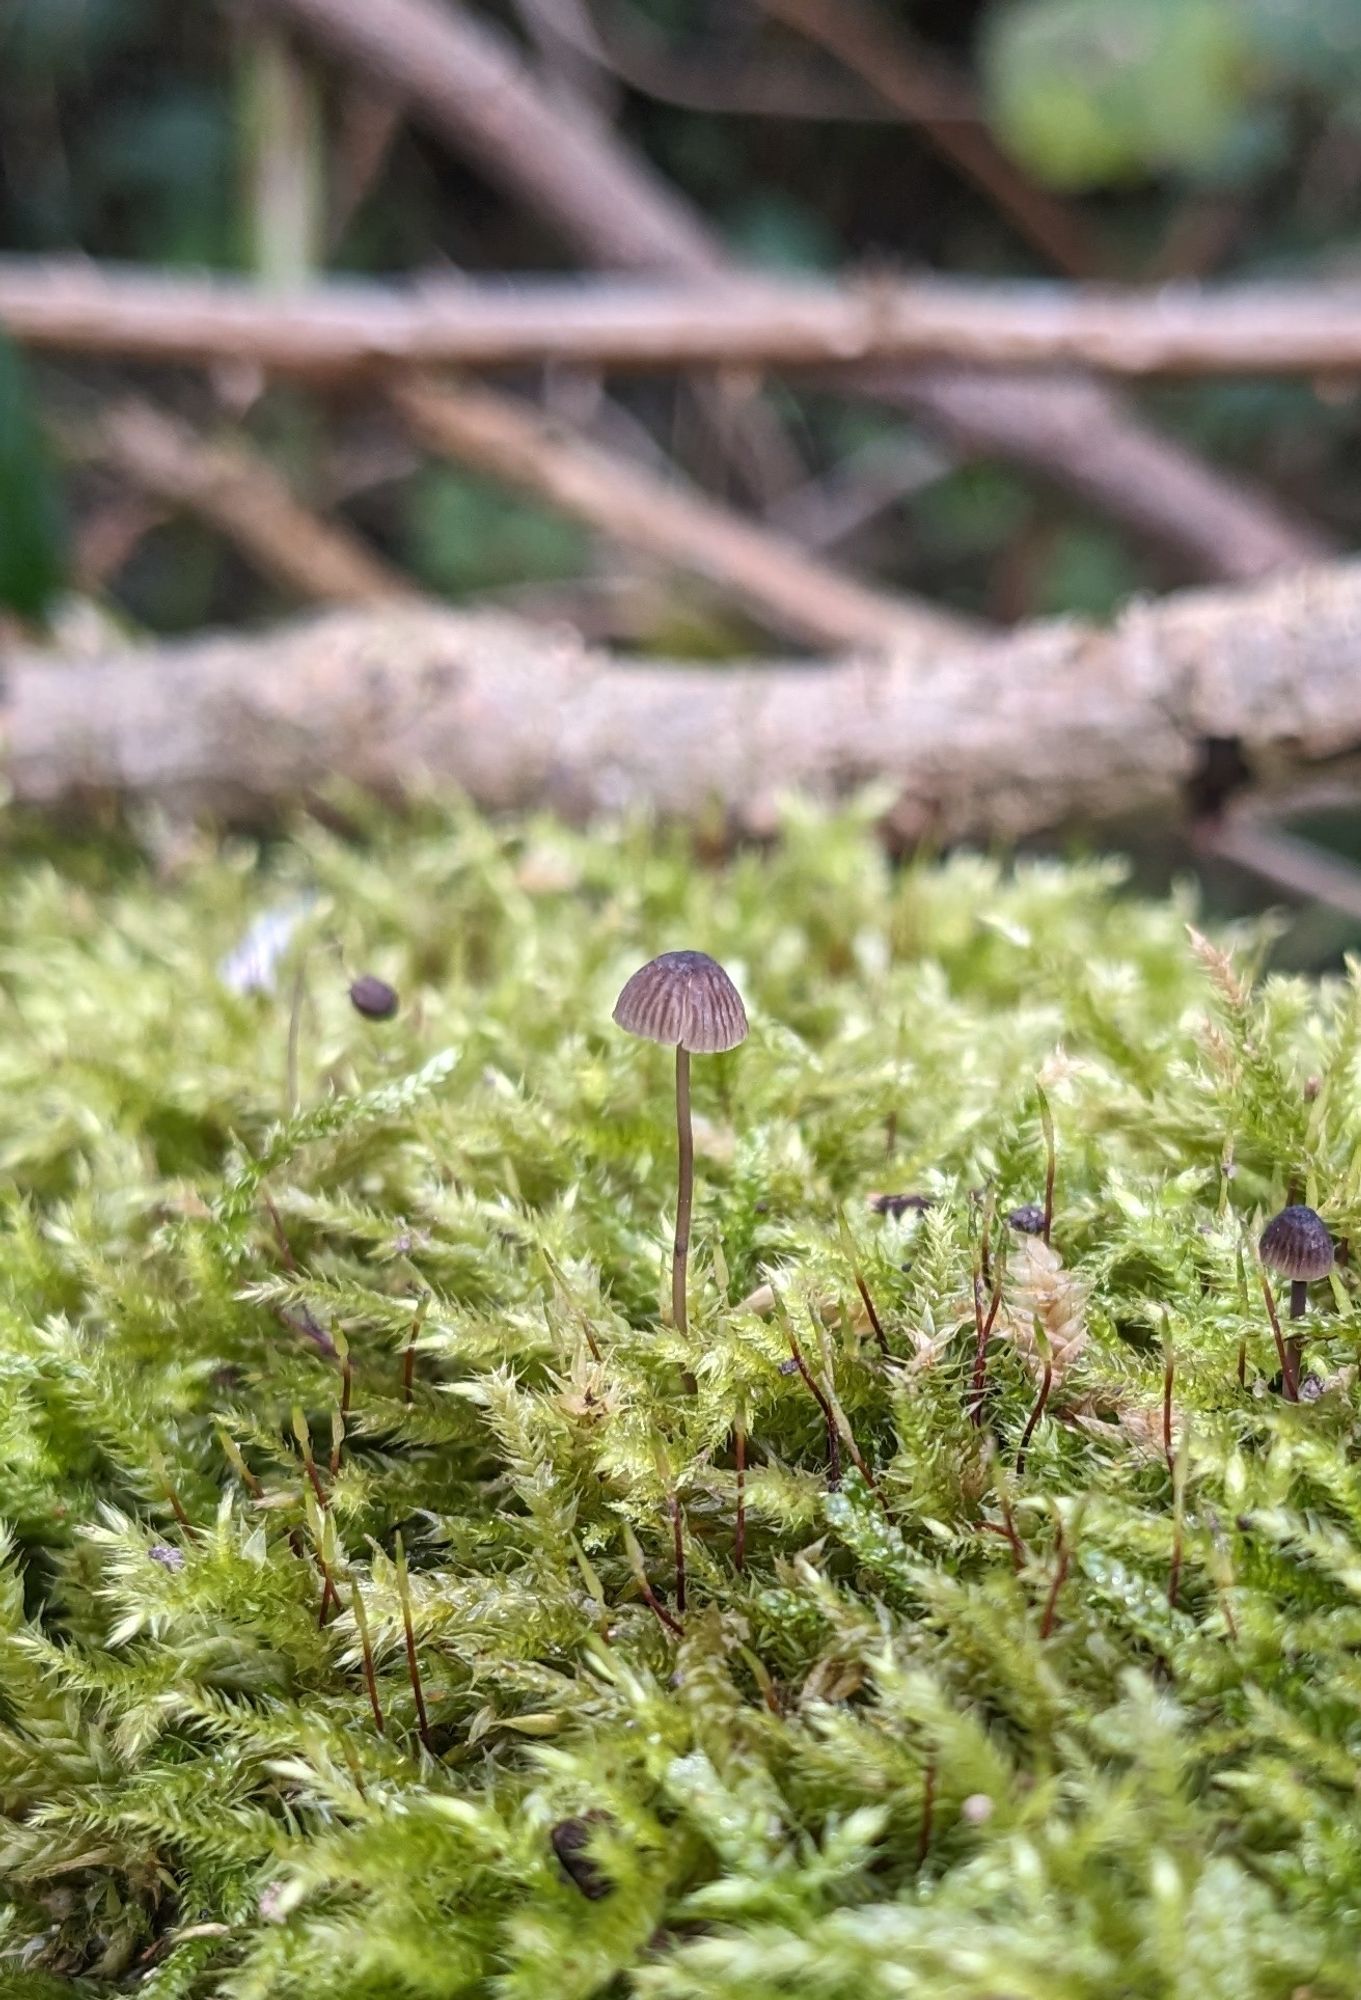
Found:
349,974 -> 400,1021
550,1814 -> 613,1900
1006,1203 -> 1046,1235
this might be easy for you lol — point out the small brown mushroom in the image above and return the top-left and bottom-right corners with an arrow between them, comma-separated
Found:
1260,1202 -> 1335,1394
1259,1204 -> 1334,1320
550,1813 -> 614,1900
613,951 -> 747,1342
1006,1203 -> 1046,1236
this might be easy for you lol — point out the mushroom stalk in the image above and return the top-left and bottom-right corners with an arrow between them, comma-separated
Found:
1286,1278 -> 1308,1389
673,1046 -> 693,1338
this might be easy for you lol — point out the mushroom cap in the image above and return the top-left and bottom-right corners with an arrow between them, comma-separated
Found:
612,950 -> 747,1054
1259,1203 -> 1334,1282
1006,1202 -> 1046,1236
349,974 -> 400,1021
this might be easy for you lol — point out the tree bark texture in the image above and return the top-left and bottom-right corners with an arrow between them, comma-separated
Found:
6,561 -> 1359,838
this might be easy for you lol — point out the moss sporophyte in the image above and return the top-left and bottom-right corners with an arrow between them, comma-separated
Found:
5,809 -> 1361,1997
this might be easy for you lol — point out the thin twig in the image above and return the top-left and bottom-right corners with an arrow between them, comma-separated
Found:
65,398 -> 414,606
388,373 -> 969,653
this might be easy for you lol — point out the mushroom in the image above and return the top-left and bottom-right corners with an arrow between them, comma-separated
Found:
1260,1202 -> 1334,1394
1259,1203 -> 1334,1321
1006,1203 -> 1046,1236
613,951 -> 747,1342
349,974 -> 399,1021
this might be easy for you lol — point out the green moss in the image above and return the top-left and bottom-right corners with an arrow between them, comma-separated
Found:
0,801 -> 1358,1996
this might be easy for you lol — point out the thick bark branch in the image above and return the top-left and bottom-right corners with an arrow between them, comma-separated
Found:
241,0 -> 1329,582
6,562 -> 1360,836
388,374 -> 971,651
10,258 -> 1361,378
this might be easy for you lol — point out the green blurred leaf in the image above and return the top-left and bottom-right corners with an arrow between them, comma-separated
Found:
981,0 -> 1255,188
0,332 -> 65,621
727,194 -> 839,272
403,465 -> 588,599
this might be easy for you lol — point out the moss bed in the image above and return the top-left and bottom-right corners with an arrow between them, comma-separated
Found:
1,801 -> 1360,1998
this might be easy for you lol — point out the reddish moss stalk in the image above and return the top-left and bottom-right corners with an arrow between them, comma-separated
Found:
1038,1085 -> 1056,1245
734,1412 -> 747,1575
1260,1273 -> 1300,1400
1016,1355 -> 1053,1475
1039,1521 -> 1070,1640
786,1326 -> 841,1489
854,1271 -> 889,1356
351,1580 -> 384,1736
394,1535 -> 433,1753
667,1489 -> 687,1616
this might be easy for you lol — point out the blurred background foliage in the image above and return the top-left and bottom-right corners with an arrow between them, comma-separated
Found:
1,0 -> 1361,952
3,0 -> 1361,632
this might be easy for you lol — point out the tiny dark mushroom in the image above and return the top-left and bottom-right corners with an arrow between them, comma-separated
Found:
349,974 -> 400,1021
1260,1202 -> 1334,1399
1007,1203 -> 1046,1236
1260,1204 -> 1334,1319
613,951 -> 748,1343
550,1814 -> 614,1901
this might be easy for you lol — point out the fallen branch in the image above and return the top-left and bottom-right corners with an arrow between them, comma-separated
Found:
243,0 -> 1328,580
12,259 -> 1361,379
389,373 -> 969,651
7,561 -> 1361,834
70,401 -> 414,606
